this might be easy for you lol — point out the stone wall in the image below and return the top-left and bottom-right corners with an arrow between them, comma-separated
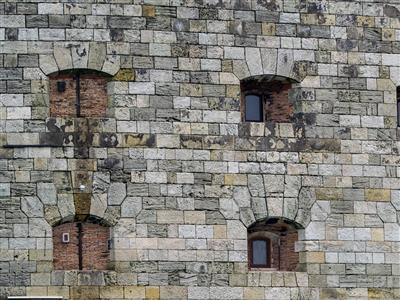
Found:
0,0 -> 399,299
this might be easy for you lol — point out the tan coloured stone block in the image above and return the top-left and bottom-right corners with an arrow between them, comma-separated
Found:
229,274 -> 247,286
157,210 -> 184,224
125,286 -> 145,298
184,211 -> 205,224
36,261 -> 52,272
271,272 -> 284,286
262,23 -> 275,35
31,273 -> 50,285
366,189 -> 390,201
224,174 -> 247,185
371,228 -> 384,241
356,16 -> 375,27
368,288 -> 396,300
113,249 -> 138,261
283,272 -> 297,286
315,188 -> 343,200
100,286 -> 124,298
15,171 -> 30,182
113,68 -> 135,81
34,158 -> 48,170
47,286 -> 69,299
70,286 -> 100,299
180,84 -> 202,97
226,85 -> 240,98
382,29 -> 395,41
124,134 -> 155,147
320,288 -> 346,300
301,13 -> 336,25
213,225 -> 227,239
244,287 -> 265,299
160,286 -> 187,299
306,252 -> 325,263
29,249 -> 52,261
143,5 -> 155,17
146,286 -> 160,299
377,79 -> 395,91
26,286 -> 47,296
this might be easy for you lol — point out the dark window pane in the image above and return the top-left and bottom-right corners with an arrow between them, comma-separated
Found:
397,86 -> 400,127
245,95 -> 262,121
252,240 -> 267,265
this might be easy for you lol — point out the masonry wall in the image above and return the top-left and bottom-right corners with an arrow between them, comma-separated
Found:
0,0 -> 399,299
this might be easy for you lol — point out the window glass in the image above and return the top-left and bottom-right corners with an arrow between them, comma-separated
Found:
245,95 -> 262,122
252,239 -> 267,265
397,86 -> 400,127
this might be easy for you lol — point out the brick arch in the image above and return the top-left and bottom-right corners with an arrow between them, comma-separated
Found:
39,42 -> 120,76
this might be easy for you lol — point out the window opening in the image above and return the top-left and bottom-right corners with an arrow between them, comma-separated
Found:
397,86 -> 400,127
53,221 -> 110,271
248,218 -> 301,271
240,75 -> 295,123
49,69 -> 110,118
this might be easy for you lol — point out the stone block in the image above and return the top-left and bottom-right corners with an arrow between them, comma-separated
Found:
366,189 -> 391,201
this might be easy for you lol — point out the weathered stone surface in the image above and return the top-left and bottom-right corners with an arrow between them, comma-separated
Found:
37,183 -> 57,205
21,196 -> 43,218
107,183 -> 126,205
1,1 -> 399,298
121,197 -> 142,218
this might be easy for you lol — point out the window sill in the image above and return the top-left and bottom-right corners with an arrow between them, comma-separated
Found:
249,268 -> 278,272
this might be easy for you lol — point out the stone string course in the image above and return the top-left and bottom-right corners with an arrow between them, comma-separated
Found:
0,0 -> 399,299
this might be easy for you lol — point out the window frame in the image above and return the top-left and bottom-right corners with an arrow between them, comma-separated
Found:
248,236 -> 272,269
244,93 -> 264,122
397,86 -> 400,127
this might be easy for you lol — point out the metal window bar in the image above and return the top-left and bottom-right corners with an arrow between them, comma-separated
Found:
397,86 -> 400,127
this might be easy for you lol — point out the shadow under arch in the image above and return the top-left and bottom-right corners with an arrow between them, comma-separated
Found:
47,68 -> 114,78
248,216 -> 305,232
241,74 -> 300,85
51,213 -> 113,227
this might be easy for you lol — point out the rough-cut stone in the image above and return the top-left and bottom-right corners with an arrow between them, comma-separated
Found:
21,197 -> 43,218
107,183 -> 126,205
37,183 -> 57,205
0,2 -> 399,299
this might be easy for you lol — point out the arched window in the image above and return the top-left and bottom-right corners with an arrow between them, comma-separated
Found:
53,221 -> 110,270
241,75 -> 296,123
49,69 -> 111,118
248,218 -> 301,271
